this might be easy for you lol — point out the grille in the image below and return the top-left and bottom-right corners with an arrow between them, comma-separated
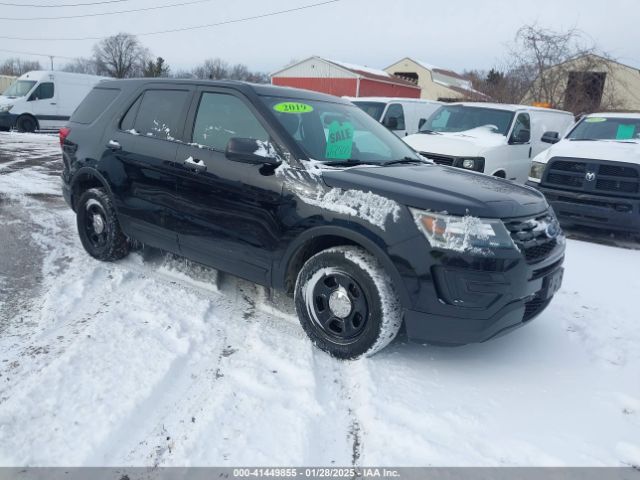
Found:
551,160 -> 586,173
599,164 -> 639,178
504,212 -> 560,265
547,173 -> 583,188
420,152 -> 454,166
543,158 -> 640,197
523,295 -> 551,322
596,179 -> 639,194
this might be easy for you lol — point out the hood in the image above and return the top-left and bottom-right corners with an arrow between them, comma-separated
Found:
0,95 -> 17,106
404,127 -> 506,157
535,139 -> 640,165
321,164 -> 547,218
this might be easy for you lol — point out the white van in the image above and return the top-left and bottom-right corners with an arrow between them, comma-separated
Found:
403,102 -> 575,183
0,70 -> 108,132
345,97 -> 442,137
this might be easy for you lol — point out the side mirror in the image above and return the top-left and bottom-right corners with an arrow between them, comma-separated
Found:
225,138 -> 280,165
510,129 -> 530,144
384,116 -> 399,130
541,131 -> 560,144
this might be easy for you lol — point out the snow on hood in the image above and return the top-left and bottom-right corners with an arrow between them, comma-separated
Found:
275,161 -> 401,231
404,126 -> 506,156
534,138 -> 640,165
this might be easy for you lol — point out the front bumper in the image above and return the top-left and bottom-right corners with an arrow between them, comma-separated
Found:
393,231 -> 565,345
0,112 -> 17,129
527,181 -> 640,233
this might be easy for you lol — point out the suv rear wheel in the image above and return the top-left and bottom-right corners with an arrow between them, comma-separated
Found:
294,246 -> 402,359
76,188 -> 130,261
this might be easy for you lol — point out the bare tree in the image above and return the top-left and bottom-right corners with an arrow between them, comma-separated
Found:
93,33 -> 150,78
0,58 -> 42,76
192,58 -> 230,80
463,66 -> 534,104
62,57 -> 98,75
143,57 -> 170,78
190,58 -> 268,83
509,24 -> 621,113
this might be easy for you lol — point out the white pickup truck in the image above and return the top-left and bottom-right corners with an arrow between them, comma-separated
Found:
403,102 -> 575,183
526,112 -> 640,234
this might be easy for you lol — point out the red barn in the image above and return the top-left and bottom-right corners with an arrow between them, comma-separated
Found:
271,56 -> 421,98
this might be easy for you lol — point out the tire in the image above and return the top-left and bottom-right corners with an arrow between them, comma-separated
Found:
76,188 -> 130,261
294,246 -> 403,359
16,115 -> 38,133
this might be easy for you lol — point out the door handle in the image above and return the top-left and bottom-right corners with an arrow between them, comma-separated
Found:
106,140 -> 121,151
50,102 -> 57,105
183,156 -> 207,172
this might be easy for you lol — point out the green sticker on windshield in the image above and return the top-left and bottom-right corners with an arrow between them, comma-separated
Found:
585,117 -> 607,123
325,121 -> 354,159
273,102 -> 314,114
616,124 -> 636,140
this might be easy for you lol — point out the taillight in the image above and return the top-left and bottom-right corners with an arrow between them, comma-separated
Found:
59,127 -> 70,148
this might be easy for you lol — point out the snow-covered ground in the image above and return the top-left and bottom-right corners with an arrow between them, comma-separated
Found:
0,132 -> 638,467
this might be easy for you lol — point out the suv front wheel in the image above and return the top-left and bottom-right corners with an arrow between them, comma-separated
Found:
294,246 -> 403,359
76,188 -> 130,261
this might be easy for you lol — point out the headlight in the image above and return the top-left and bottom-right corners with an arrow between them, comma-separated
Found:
0,105 -> 13,113
454,157 -> 485,172
529,161 -> 546,182
411,209 -> 516,255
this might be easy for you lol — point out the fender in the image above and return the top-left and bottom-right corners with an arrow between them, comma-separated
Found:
69,167 -> 115,210
273,224 -> 411,307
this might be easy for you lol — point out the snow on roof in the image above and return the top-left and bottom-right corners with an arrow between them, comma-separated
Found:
325,58 -> 419,89
343,96 -> 441,105
414,59 -> 439,71
328,59 -> 391,78
448,101 -> 573,115
586,112 -> 640,119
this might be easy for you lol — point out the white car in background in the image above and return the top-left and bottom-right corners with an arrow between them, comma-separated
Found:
403,102 -> 575,183
0,70 -> 108,132
527,112 -> 640,234
346,96 -> 442,137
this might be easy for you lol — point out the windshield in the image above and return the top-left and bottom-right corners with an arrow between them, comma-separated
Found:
351,101 -> 386,121
567,116 -> 640,141
420,105 -> 514,136
2,80 -> 37,98
261,96 -> 421,164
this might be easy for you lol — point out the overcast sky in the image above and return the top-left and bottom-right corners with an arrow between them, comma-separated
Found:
1,0 -> 638,74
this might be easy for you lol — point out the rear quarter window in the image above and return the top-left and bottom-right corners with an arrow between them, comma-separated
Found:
70,88 -> 120,124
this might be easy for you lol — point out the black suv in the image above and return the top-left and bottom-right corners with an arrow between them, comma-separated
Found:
61,79 -> 565,359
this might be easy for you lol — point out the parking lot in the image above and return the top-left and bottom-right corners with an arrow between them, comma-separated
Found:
0,131 -> 639,467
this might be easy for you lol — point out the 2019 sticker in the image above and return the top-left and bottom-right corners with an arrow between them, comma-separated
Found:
273,102 -> 314,114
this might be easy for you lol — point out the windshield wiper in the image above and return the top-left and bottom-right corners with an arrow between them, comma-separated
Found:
569,138 -> 598,141
320,159 -> 379,167
418,129 -> 441,135
382,157 -> 431,167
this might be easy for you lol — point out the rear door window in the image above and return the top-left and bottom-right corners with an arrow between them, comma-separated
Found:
192,92 -> 269,151
71,88 -> 120,124
132,89 -> 191,141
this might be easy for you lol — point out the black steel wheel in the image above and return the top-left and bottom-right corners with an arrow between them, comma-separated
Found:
294,246 -> 402,359
76,188 -> 130,261
309,270 -> 369,343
